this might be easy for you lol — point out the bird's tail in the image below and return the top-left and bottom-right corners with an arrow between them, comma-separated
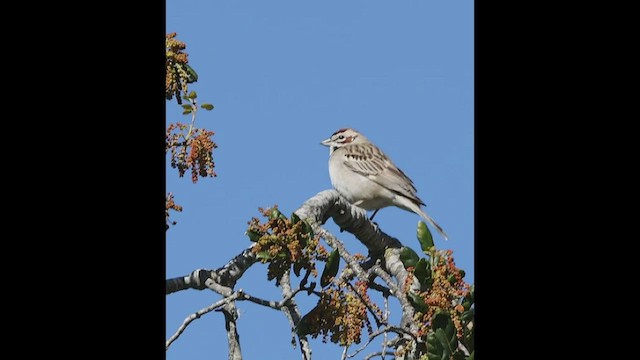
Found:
416,207 -> 449,241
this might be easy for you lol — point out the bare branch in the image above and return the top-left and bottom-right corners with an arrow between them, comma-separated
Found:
346,323 -> 418,359
382,296 -> 389,359
364,351 -> 395,360
236,286 -> 309,310
218,302 -> 242,360
294,190 -> 402,257
280,271 -> 312,360
166,292 -> 241,349
166,245 -> 258,295
316,227 -> 371,284
213,245 -> 258,288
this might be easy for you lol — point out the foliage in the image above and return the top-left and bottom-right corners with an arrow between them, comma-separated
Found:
245,210 -> 474,358
166,121 -> 217,183
297,281 -> 377,346
166,32 -> 198,105
166,192 -> 183,230
246,206 -> 321,285
405,222 -> 474,359
165,33 -> 217,228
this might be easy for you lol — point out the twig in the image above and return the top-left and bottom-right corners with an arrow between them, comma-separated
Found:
364,351 -> 395,360
166,292 -> 241,349
280,271 -> 312,360
184,98 -> 197,140
382,296 -> 389,359
346,281 -> 383,327
238,287 -> 308,310
347,326 -> 418,359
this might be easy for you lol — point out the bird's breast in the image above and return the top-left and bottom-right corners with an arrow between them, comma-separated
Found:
328,154 -> 395,210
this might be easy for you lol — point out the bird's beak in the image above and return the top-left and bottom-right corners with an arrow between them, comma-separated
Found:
320,138 -> 331,147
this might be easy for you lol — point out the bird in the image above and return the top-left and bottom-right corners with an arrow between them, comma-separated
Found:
320,128 -> 448,240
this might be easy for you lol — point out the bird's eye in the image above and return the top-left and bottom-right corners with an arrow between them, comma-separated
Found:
338,135 -> 345,140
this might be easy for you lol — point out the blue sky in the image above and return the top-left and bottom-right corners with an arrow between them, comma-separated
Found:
166,1 -> 473,359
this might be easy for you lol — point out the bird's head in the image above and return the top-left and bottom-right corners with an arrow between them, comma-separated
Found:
321,128 -> 368,154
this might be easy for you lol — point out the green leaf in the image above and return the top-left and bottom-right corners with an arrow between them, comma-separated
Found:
461,308 -> 474,352
187,90 -> 197,99
399,246 -> 420,269
181,104 -> 192,110
431,311 -> 451,330
256,251 -> 273,261
462,284 -> 474,310
407,292 -> 428,313
245,230 -> 262,242
435,329 -> 454,355
291,213 -> 300,224
302,219 -> 314,238
293,261 -> 303,277
182,110 -> 191,115
431,311 -> 458,353
269,208 -> 284,220
296,319 -> 312,337
201,103 -> 214,110
413,258 -> 433,291
296,306 -> 318,336
299,218 -> 313,248
417,221 -> 435,253
185,64 -> 198,83
321,249 -> 340,287
426,330 -> 449,360
453,351 -> 467,360
468,351 -> 474,360
460,309 -> 474,323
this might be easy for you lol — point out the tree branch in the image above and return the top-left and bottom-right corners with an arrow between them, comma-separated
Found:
346,326 -> 402,359
166,245 -> 258,295
294,190 -> 402,257
166,190 -> 436,357
280,271 -> 312,360
294,190 -> 421,349
166,292 -> 241,350
364,351 -> 396,360
218,301 -> 242,360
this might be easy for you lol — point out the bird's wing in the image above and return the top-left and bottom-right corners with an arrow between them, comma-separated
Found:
340,144 -> 424,205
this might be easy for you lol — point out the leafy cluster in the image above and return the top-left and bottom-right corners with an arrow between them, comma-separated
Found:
246,206 -> 320,284
166,122 -> 217,183
416,250 -> 469,337
166,89 -> 217,184
296,281 -> 375,346
166,33 -> 217,193
166,192 -> 183,229
399,221 -> 475,359
166,32 -> 198,104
